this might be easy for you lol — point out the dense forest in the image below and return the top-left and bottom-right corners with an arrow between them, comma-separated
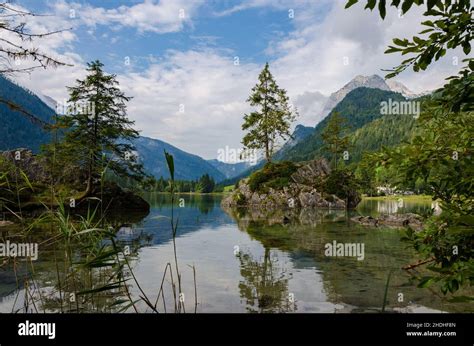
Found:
0,75 -> 54,152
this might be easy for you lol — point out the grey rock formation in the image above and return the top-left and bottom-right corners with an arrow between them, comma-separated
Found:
222,159 -> 360,210
1,148 -> 49,183
320,75 -> 390,118
351,213 -> 424,230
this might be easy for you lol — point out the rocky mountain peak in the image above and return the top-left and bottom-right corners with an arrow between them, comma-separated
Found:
320,74 -> 390,118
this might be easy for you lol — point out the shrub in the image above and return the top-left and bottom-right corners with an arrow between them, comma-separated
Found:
248,161 -> 298,193
324,168 -> 360,200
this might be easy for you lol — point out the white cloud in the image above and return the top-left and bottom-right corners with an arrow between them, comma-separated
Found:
10,0 -> 470,160
53,0 -> 203,34
0,2 -> 85,101
268,0 -> 466,124
118,49 -> 260,159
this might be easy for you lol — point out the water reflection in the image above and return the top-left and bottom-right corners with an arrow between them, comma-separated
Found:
0,194 -> 471,313
356,199 -> 432,217
237,248 -> 295,313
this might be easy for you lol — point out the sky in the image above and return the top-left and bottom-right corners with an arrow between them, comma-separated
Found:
9,0 -> 467,160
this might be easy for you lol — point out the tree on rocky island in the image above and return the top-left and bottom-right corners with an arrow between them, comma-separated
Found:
44,60 -> 144,196
242,63 -> 298,163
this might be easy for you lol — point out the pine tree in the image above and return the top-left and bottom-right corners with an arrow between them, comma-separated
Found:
48,60 -> 143,196
198,174 -> 215,193
321,112 -> 350,169
242,63 -> 297,162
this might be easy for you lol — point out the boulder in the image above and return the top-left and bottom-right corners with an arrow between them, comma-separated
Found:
1,148 -> 49,184
222,159 -> 360,210
351,213 -> 424,230
76,182 -> 150,212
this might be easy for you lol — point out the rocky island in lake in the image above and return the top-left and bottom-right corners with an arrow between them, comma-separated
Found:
222,159 -> 361,211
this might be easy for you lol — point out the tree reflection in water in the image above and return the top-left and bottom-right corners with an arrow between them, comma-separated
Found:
237,247 -> 296,313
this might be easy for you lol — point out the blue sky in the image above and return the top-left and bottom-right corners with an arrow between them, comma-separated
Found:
18,0 -> 304,72
12,0 -> 466,159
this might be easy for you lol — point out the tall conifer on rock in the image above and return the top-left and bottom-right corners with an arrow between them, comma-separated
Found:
242,63 -> 297,163
49,60 -> 143,196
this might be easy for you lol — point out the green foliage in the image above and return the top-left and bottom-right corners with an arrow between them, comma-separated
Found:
345,0 -> 473,77
43,61 -> 144,194
284,87 -> 407,162
321,112 -> 351,169
242,63 -> 298,162
0,155 -> 39,210
164,150 -> 175,182
349,113 -> 417,163
403,216 -> 474,295
323,168 -> 360,201
377,67 -> 474,294
248,161 -> 298,193
0,75 -> 54,152
197,174 -> 215,193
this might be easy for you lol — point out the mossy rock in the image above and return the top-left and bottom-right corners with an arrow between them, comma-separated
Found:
248,161 -> 298,193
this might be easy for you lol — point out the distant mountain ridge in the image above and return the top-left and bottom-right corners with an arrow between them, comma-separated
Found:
282,87 -> 408,162
320,74 -> 429,120
206,159 -> 252,179
283,74 -> 428,152
0,75 -> 54,152
0,76 -> 229,182
320,75 -> 391,119
386,80 -> 431,99
132,136 -> 226,181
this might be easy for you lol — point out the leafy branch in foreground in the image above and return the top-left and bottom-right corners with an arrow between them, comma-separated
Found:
345,0 -> 473,77
376,66 -> 473,294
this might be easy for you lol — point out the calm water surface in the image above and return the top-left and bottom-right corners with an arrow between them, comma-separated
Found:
0,194 -> 471,313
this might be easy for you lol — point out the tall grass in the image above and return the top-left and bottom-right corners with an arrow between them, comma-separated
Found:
0,149 -> 197,313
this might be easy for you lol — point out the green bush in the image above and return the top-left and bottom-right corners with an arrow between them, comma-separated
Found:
324,168 -> 360,200
248,161 -> 298,193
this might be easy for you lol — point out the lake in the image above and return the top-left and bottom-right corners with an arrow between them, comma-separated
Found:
0,194 -> 471,313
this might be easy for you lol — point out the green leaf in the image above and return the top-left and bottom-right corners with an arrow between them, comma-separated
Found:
418,276 -> 435,288
462,42 -> 471,55
393,38 -> 408,46
468,60 -> 474,71
421,20 -> 434,27
448,296 -> 474,303
427,0 -> 437,10
401,0 -> 414,13
378,0 -> 387,18
419,28 -> 434,34
345,0 -> 359,8
164,150 -> 175,181
365,0 -> 377,10
19,170 -> 34,192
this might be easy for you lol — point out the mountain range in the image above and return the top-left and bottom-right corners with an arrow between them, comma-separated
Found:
0,75 -> 230,182
0,75 -> 54,152
282,87 -> 412,162
0,73 -> 427,184
131,136 -> 226,181
283,74 -> 429,152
